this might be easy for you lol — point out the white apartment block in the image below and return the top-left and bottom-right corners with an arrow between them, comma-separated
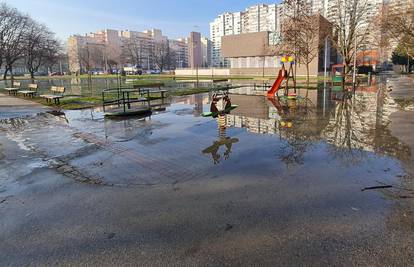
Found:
210,4 -> 281,67
210,0 -> 392,68
201,37 -> 212,67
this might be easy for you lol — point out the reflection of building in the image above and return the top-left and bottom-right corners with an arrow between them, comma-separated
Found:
225,90 -> 321,135
223,83 -> 408,159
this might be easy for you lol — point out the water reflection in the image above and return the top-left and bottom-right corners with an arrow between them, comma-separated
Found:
202,115 -> 239,165
56,76 -> 411,169
224,79 -> 411,166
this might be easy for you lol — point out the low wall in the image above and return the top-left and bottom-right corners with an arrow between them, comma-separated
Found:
175,68 -> 230,76
175,63 -> 320,77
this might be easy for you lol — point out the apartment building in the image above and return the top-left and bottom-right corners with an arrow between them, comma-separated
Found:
188,32 -> 202,68
201,37 -> 212,67
119,30 -> 155,70
221,15 -> 335,76
210,4 -> 281,67
68,28 -> 173,74
169,38 -> 188,68
68,29 -> 119,73
210,12 -> 242,67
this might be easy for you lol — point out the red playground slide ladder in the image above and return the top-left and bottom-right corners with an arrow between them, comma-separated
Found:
267,68 -> 286,98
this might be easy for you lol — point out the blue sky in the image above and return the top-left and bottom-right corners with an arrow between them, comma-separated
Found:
6,0 -> 280,42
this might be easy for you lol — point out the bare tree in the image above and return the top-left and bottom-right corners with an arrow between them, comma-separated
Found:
152,41 -> 175,72
329,0 -> 371,74
281,1 -> 331,86
122,36 -> 145,67
281,0 -> 325,86
0,3 -> 29,79
385,0 -> 414,72
42,39 -> 63,73
386,0 -> 414,40
78,43 -> 105,74
23,20 -> 61,78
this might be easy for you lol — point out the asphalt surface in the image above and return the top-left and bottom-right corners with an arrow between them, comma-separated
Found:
1,76 -> 414,267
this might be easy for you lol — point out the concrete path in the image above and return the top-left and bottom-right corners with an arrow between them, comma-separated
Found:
0,93 -> 47,119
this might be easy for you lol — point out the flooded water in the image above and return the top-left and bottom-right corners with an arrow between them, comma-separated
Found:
0,77 -> 228,96
50,76 -> 409,188
2,74 -> 414,265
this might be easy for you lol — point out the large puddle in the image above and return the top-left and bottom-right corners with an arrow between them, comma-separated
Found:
51,76 -> 410,190
2,75 -> 414,265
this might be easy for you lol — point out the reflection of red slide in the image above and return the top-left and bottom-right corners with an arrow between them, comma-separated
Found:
267,69 -> 286,98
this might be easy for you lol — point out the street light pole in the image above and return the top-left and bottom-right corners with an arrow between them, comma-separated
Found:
352,35 -> 358,87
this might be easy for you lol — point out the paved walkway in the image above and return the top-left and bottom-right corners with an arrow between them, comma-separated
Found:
0,93 -> 47,119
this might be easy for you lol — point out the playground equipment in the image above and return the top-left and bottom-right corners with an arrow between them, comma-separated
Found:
202,91 -> 238,118
267,55 -> 296,99
102,88 -> 152,117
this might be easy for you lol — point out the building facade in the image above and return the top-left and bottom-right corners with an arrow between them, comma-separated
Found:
210,4 -> 281,67
201,37 -> 212,67
188,32 -> 202,68
221,15 -> 336,76
169,38 -> 188,68
68,28 -> 174,74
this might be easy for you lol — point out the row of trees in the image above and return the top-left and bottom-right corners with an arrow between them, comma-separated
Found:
280,0 -> 374,84
0,3 -> 62,79
74,36 -> 178,75
122,38 -> 177,72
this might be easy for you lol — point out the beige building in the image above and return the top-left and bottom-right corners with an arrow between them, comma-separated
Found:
68,28 -> 171,74
169,38 -> 188,68
210,4 -> 281,67
188,32 -> 202,68
221,15 -> 335,76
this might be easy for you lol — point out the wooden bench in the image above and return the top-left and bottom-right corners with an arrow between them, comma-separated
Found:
40,86 -> 65,104
18,84 -> 38,98
4,82 -> 21,95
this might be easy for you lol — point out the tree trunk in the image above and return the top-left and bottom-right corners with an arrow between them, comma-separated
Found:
3,68 -> 8,80
9,65 -> 14,81
306,63 -> 310,88
30,70 -> 35,79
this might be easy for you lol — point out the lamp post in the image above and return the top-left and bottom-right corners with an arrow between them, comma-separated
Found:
352,35 -> 358,87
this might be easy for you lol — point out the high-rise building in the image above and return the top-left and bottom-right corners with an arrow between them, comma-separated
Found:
210,4 -> 281,67
210,1 -> 393,69
188,32 -> 202,68
201,37 -> 212,67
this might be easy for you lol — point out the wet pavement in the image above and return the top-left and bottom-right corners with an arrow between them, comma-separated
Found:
1,75 -> 414,266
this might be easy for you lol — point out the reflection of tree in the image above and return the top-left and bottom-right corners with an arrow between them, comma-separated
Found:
324,91 -> 369,165
202,115 -> 239,165
277,94 -> 317,166
323,88 -> 411,166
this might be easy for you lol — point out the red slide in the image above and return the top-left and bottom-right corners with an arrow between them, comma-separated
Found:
267,69 -> 285,98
